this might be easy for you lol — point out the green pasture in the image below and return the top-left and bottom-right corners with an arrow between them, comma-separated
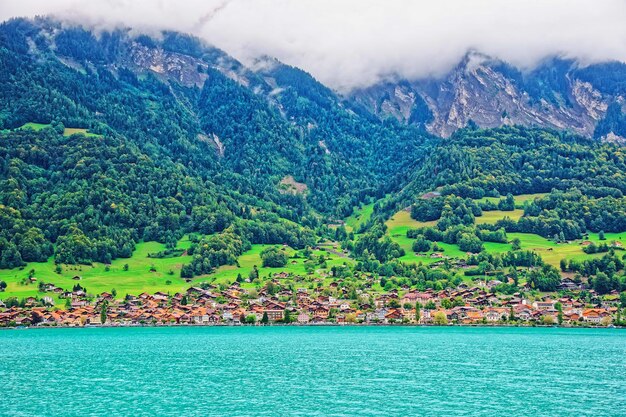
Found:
0,239 -> 195,304
475,209 -> 524,224
345,203 -> 374,232
475,193 -> 547,208
207,243 -> 352,287
384,199 -> 625,267
0,235 -> 353,305
17,123 -> 102,138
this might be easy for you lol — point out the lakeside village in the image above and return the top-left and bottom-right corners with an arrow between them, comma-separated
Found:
1,272 -> 624,328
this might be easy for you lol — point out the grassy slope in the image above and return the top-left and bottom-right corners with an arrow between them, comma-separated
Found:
345,203 -> 374,232
475,209 -> 524,224
0,240 -> 195,303
385,194 -> 625,267
509,232 -> 626,266
17,123 -> 102,138
0,237 -> 353,302
209,244 -> 352,288
475,193 -> 547,208
2,189 -> 623,302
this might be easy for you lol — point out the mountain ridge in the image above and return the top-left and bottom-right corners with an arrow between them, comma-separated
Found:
348,51 -> 626,139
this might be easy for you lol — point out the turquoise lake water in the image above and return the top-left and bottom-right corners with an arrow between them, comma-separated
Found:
0,326 -> 624,416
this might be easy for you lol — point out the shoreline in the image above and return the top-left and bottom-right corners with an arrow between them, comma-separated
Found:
2,323 -> 623,330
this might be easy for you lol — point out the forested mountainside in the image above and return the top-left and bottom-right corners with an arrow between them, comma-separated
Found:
1,16 -> 626,295
356,125 -> 626,270
0,18 -> 430,267
349,51 -> 626,140
396,125 -> 626,205
374,125 -> 626,235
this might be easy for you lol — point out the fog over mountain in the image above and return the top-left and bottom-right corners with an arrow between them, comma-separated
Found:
2,0 -> 626,91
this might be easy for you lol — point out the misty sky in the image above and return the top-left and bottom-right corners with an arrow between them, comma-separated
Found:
2,0 -> 626,91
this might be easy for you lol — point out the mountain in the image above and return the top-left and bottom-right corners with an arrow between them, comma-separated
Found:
0,17 -> 430,269
348,51 -> 626,140
0,17 -> 430,211
1,17 -> 626,273
2,16 -> 626,311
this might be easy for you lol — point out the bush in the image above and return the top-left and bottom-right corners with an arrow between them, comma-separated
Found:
412,237 -> 432,253
260,246 -> 288,268
433,312 -> 448,325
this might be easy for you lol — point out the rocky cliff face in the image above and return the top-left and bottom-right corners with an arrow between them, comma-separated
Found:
32,19 -> 626,141
348,52 -> 624,139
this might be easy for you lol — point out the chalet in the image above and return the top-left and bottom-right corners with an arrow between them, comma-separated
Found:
558,278 -> 583,291
297,312 -> 310,324
153,292 -> 169,302
583,309 -> 610,324
265,309 -> 284,322
250,304 -> 265,314
71,300 -> 88,308
25,297 -> 38,307
313,306 -> 329,318
449,306 -> 480,321
264,301 -> 285,311
193,310 -> 210,324
187,287 -> 205,295
485,309 -> 505,322
563,311 -> 581,322
384,309 -> 403,322
401,291 -> 420,305
533,300 -> 556,310
462,311 -> 483,324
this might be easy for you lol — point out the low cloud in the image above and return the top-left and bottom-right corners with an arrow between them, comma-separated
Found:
2,0 -> 626,91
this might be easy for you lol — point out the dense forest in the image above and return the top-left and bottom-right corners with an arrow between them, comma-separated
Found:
0,18 -> 429,270
1,17 -> 626,298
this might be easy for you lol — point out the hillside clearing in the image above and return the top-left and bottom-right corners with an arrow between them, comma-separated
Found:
0,237 -> 353,304
17,123 -> 102,138
345,203 -> 375,232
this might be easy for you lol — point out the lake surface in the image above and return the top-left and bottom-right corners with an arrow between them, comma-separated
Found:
0,326 -> 624,416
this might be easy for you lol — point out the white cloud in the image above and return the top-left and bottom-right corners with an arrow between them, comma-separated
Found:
2,0 -> 626,91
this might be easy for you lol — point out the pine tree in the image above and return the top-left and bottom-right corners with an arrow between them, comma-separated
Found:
415,302 -> 421,323
100,301 -> 108,324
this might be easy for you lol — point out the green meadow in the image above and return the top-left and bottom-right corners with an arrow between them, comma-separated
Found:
345,202 -> 374,232
475,209 -> 524,224
17,122 -> 102,138
384,193 -> 625,267
2,191 -> 623,303
0,237 -> 353,303
385,210 -> 466,264
209,243 -> 353,288
475,193 -> 547,208
0,239 -> 195,303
